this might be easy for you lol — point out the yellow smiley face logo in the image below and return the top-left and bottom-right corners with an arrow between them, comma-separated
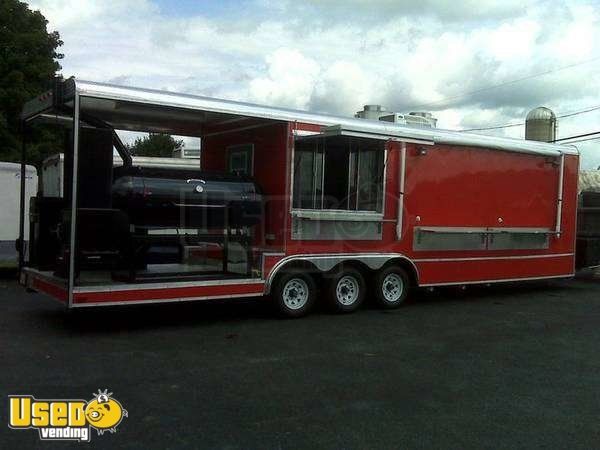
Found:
84,390 -> 128,434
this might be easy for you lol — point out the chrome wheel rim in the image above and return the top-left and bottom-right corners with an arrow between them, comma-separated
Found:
282,278 -> 309,310
382,273 -> 404,302
336,275 -> 360,305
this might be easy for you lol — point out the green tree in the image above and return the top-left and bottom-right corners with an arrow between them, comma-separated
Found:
0,0 -> 63,167
127,133 -> 184,158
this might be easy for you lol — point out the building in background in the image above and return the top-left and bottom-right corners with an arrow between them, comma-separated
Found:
173,147 -> 200,159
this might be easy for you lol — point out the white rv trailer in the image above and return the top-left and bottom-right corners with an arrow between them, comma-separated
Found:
41,153 -> 200,197
0,162 -> 37,267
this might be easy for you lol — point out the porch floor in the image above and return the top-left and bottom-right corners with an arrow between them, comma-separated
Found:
26,259 -> 257,289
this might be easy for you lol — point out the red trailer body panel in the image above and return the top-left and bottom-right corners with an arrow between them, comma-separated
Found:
19,79 -> 579,309
202,122 -> 290,249
22,268 -> 265,307
277,136 -> 577,287
415,254 -> 574,286
27,272 -> 68,303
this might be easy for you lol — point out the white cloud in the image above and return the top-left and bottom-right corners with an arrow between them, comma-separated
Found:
28,0 -> 157,29
553,4 -> 597,60
314,61 -> 386,115
26,0 -> 600,168
306,0 -> 527,21
483,19 -> 540,61
248,48 -> 320,108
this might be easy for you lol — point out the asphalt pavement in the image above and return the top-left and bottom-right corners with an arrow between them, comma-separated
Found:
1,274 -> 600,449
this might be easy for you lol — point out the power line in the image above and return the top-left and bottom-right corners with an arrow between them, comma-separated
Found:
554,131 -> 600,143
559,104 -> 600,118
461,122 -> 524,132
403,55 -> 600,112
564,135 -> 600,144
461,104 -> 600,132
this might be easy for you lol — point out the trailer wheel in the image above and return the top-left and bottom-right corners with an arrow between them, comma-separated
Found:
373,266 -> 410,309
272,270 -> 316,318
326,267 -> 366,313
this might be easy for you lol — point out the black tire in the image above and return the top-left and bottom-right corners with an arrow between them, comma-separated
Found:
373,266 -> 410,309
272,270 -> 317,318
326,267 -> 366,313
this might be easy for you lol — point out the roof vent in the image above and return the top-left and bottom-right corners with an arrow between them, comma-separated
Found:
379,112 -> 437,128
355,105 -> 388,120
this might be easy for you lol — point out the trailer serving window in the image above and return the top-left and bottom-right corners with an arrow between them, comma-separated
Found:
293,136 -> 384,212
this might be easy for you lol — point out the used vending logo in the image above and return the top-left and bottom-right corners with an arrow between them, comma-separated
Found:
8,389 -> 127,442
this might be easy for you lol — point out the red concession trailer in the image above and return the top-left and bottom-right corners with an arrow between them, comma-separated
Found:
18,78 -> 579,317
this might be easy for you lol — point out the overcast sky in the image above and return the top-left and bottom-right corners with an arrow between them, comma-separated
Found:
27,0 -> 600,168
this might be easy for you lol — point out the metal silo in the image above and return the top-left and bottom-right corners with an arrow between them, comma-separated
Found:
525,107 -> 557,142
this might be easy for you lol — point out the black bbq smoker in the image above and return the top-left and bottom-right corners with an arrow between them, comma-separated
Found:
19,78 -> 264,298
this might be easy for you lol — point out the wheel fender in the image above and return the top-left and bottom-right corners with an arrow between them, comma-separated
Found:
264,253 -> 419,294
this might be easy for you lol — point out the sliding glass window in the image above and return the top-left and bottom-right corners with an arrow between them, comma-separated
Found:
293,136 -> 384,212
